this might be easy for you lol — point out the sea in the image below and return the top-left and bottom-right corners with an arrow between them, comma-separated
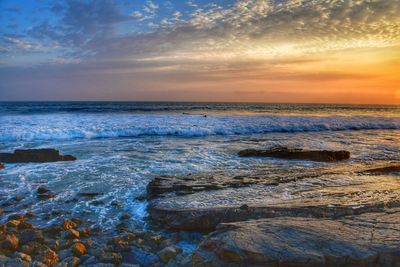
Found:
0,102 -> 399,231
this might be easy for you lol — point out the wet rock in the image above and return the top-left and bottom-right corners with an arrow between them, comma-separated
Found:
27,242 -> 59,266
19,229 -> 44,244
62,220 -> 77,230
158,246 -> 179,263
0,163 -> 4,169
111,201 -> 123,207
5,257 -> 30,267
120,214 -> 132,221
99,252 -> 123,265
193,210 -> 400,266
12,252 -> 32,263
12,196 -> 23,202
37,192 -> 56,200
361,164 -> 400,174
123,249 -> 159,266
238,147 -> 350,162
0,149 -> 76,163
30,261 -> 47,267
70,243 -> 86,257
7,214 -> 25,221
58,256 -> 80,267
61,229 -> 80,240
90,200 -> 105,206
37,187 -> 51,194
6,220 -> 20,228
18,221 -> 34,230
78,192 -> 102,198
0,233 -> 18,251
43,224 -> 63,238
58,249 -> 73,260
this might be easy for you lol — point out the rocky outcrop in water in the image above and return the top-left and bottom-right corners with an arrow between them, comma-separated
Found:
148,163 -> 400,231
0,163 -> 4,169
192,209 -> 400,266
238,147 -> 350,162
0,149 -> 76,163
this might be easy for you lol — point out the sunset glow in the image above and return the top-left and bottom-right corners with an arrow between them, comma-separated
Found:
1,0 -> 400,103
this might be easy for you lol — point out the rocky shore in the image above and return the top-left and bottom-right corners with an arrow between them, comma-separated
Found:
1,147 -> 400,266
0,203 -> 192,266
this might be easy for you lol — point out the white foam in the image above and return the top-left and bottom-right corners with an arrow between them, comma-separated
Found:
0,113 -> 399,142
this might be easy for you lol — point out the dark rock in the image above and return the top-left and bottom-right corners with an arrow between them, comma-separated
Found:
36,187 -> 50,194
7,214 -> 25,221
238,147 -> 350,162
193,210 -> 400,266
100,252 -> 122,265
158,246 -> 179,263
18,221 -> 34,231
61,229 -> 80,240
59,256 -> 80,267
28,242 -> 59,265
0,233 -> 18,251
78,192 -> 102,198
120,214 -> 132,221
0,148 -> 76,163
360,164 -> 400,174
122,249 -> 158,266
37,192 -> 56,200
19,229 -> 44,244
5,257 -> 29,267
12,252 -> 32,263
111,201 -> 123,207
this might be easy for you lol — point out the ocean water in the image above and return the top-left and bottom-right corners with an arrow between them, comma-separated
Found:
0,102 -> 399,230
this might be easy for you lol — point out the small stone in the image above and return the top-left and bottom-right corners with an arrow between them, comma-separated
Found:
58,249 -> 73,260
6,220 -> 20,228
18,221 -> 34,230
37,187 -> 51,194
61,229 -> 80,240
79,228 -> 92,238
70,243 -> 86,257
120,214 -> 131,221
62,220 -> 77,230
158,246 -> 178,263
30,261 -> 47,267
19,229 -> 44,244
12,252 -> 32,263
100,252 -> 122,265
111,201 -> 123,207
150,235 -> 162,245
7,214 -> 25,221
0,233 -> 19,251
60,256 -> 80,267
12,196 -> 23,202
37,192 -> 56,200
6,258 -> 29,267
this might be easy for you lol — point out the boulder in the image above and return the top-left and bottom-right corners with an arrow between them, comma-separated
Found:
70,243 -> 86,257
0,149 -> 76,163
192,210 -> 400,266
0,233 -> 19,251
238,147 -> 350,162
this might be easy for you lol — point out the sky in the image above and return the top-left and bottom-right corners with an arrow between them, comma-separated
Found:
0,0 -> 399,104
